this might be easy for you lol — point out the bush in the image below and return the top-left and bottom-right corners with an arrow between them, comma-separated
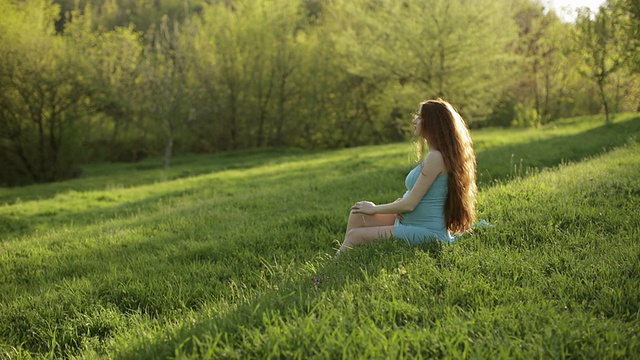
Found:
511,103 -> 540,127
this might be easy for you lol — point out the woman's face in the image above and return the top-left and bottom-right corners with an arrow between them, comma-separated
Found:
412,115 -> 422,136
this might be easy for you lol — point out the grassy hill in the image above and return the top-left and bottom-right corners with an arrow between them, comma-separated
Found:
1,113 -> 639,359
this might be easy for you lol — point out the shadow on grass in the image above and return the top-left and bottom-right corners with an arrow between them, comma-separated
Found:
1,115 -> 638,233
0,186 -> 207,241
2,217 -> 443,358
475,116 -> 640,186
1,159 -> 404,301
0,146 -> 408,240
2,116 -> 639,357
0,147 -> 322,205
115,240 -> 446,359
2,115 -> 638,206
0,160 -> 437,357
7,114 -> 637,239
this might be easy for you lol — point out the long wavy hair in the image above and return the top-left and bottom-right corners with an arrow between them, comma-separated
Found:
417,99 -> 477,234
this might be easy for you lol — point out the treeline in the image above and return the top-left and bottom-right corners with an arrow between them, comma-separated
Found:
1,0 -> 639,186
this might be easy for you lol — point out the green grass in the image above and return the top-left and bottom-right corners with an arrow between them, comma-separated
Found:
0,113 -> 639,359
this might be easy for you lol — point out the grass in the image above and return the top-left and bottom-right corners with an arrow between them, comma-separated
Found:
0,113 -> 639,359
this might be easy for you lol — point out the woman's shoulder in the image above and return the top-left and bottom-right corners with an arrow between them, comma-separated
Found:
426,149 -> 443,159
421,150 -> 446,174
423,150 -> 444,164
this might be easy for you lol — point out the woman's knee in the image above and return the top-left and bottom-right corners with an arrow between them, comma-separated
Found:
347,210 -> 365,227
344,228 -> 356,245
345,228 -> 366,245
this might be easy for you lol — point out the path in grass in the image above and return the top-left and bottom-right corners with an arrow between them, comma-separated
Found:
0,114 -> 638,358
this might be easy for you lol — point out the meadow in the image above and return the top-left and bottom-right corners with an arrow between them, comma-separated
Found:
1,113 -> 639,359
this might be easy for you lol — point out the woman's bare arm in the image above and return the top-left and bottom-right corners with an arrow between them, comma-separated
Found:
351,151 -> 446,215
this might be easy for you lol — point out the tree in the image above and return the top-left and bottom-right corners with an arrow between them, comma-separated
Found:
504,0 -> 580,126
328,0 -> 519,123
52,0 -> 206,33
142,16 -> 196,169
0,0 -> 92,185
64,11 -> 147,161
193,0 -> 308,150
574,2 -> 627,123
618,0 -> 640,74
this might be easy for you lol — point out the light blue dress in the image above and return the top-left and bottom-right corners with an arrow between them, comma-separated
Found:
393,163 -> 454,244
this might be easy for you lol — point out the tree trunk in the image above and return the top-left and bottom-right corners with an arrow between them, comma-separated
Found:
36,108 -> 46,182
163,132 -> 173,169
228,82 -> 238,150
543,71 -> 550,123
533,59 -> 540,124
597,77 -> 610,124
275,75 -> 286,146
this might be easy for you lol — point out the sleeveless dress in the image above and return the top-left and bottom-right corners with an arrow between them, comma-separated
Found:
393,163 -> 454,244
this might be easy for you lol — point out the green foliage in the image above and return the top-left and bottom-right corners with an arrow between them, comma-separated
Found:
574,1 -> 632,123
191,0 -> 308,150
509,3 -> 581,124
0,0 -> 91,185
0,113 -> 638,358
617,0 -> 640,73
329,0 -> 519,121
53,0 -> 207,33
2,0 -> 640,186
511,103 -> 540,127
64,13 -> 148,162
142,15 -> 198,169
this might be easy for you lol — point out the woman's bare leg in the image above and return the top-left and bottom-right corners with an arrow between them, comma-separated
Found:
338,225 -> 396,253
344,211 -> 396,237
334,211 -> 396,258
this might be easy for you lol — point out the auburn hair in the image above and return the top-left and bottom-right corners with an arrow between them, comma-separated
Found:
417,99 -> 477,234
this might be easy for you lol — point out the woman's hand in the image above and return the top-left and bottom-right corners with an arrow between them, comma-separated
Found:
351,201 -> 377,215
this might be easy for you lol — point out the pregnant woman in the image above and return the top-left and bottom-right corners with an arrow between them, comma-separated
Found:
337,98 -> 477,255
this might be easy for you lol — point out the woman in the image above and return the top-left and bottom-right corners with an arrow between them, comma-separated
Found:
337,99 -> 477,255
